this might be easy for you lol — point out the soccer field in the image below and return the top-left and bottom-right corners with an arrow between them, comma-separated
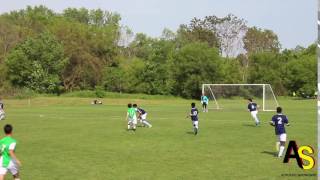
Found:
2,97 -> 317,180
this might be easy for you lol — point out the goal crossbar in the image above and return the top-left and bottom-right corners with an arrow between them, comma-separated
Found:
202,84 -> 279,111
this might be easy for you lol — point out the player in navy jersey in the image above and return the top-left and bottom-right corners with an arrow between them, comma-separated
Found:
0,99 -> 5,121
133,104 -> 152,128
186,102 -> 199,135
247,98 -> 260,126
270,107 -> 289,157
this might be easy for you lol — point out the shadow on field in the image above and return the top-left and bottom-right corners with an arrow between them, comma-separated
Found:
242,123 -> 256,127
186,131 -> 195,135
261,151 -> 277,157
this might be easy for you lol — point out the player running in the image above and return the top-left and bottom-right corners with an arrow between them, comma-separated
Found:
186,102 -> 199,135
133,104 -> 152,128
0,99 -> 5,121
201,94 -> 209,112
247,98 -> 260,126
126,103 -> 137,131
0,124 -> 21,180
270,107 -> 289,157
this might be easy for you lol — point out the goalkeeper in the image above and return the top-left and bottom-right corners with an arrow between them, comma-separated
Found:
200,93 -> 209,112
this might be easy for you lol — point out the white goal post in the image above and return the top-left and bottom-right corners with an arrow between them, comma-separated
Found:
202,84 -> 279,111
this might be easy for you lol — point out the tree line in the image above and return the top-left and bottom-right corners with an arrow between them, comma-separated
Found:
0,6 -> 316,98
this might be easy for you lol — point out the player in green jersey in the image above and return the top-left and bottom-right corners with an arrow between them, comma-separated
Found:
126,103 -> 137,131
0,124 -> 21,180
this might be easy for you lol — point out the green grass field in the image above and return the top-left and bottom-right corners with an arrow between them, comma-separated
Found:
1,97 -> 317,180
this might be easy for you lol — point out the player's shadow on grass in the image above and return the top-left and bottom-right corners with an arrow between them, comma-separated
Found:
261,151 -> 277,157
242,123 -> 256,127
186,131 -> 195,135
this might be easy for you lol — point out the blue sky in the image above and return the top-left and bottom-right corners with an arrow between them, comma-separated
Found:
0,0 -> 316,49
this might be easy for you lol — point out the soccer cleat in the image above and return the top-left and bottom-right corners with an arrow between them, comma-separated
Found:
194,128 -> 198,135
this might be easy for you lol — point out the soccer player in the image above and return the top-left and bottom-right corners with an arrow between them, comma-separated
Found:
0,99 -> 5,121
269,107 -> 289,157
133,104 -> 152,128
0,124 -> 21,180
201,93 -> 209,112
247,98 -> 260,126
126,103 -> 137,131
186,102 -> 199,135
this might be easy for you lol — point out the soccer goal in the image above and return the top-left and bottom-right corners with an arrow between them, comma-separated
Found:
202,84 -> 279,111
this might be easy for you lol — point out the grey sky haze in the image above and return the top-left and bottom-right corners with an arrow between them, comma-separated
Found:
0,0 -> 316,49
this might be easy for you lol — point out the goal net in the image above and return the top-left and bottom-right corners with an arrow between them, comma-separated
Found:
202,84 -> 279,111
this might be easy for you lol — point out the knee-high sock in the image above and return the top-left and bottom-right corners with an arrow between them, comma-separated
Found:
278,146 -> 285,157
143,120 -> 152,127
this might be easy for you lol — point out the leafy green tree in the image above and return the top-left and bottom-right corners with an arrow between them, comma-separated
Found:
283,44 -> 316,97
129,33 -> 155,59
130,38 -> 175,95
169,42 -> 223,98
50,15 -> 120,90
243,27 -> 281,54
221,58 -> 242,83
63,8 -> 90,24
6,32 -> 67,93
4,5 -> 55,34
247,52 -> 287,95
176,23 -> 220,50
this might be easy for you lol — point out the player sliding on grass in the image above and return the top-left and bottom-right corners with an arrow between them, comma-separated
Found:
126,103 -> 137,131
247,98 -> 260,126
133,104 -> 152,128
186,102 -> 199,135
270,107 -> 289,157
0,124 -> 21,180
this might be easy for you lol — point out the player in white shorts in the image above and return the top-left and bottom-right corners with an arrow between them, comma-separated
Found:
133,104 -> 152,128
270,107 -> 290,157
0,124 -> 21,180
247,98 -> 260,126
126,103 -> 137,131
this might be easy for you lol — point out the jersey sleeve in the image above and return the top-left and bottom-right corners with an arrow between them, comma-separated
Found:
9,143 -> 16,150
284,116 -> 289,124
270,116 -> 276,124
